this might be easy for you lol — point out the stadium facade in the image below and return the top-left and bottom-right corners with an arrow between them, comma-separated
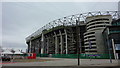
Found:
84,15 -> 112,54
26,11 -> 120,59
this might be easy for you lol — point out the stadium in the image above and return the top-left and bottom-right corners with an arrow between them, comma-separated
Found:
26,11 -> 120,59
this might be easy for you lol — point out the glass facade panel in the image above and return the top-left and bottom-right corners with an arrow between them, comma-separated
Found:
110,31 -> 120,33
115,44 -> 120,50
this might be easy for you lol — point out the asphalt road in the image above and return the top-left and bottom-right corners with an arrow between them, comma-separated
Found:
1,58 -> 120,67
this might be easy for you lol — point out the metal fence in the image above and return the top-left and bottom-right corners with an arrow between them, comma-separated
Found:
36,54 -> 114,59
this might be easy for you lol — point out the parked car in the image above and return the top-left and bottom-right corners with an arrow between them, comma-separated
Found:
2,56 -> 11,61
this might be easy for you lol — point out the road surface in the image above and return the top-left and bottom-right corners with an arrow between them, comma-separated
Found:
1,57 -> 120,68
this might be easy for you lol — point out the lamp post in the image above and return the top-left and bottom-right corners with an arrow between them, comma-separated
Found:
76,20 -> 80,66
107,28 -> 112,63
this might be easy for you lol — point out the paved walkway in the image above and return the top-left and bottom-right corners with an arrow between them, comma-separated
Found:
2,57 -> 120,66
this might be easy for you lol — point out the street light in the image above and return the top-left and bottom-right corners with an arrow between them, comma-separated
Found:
76,20 -> 80,66
107,29 -> 112,63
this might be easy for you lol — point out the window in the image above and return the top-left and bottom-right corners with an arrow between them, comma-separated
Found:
87,26 -> 95,30
89,50 -> 97,52
84,35 -> 95,39
84,39 -> 96,42
85,50 -> 97,52
85,47 -> 97,49
115,44 -> 120,50
85,43 -> 96,45
84,32 -> 95,35
87,22 -> 109,27
87,18 -> 109,23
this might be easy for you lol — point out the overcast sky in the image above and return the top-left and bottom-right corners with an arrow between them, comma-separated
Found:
2,2 -> 118,52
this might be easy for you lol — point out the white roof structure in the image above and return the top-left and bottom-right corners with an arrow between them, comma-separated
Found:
2,51 -> 23,54
14,52 -> 23,54
1,48 -> 23,54
2,51 -> 13,54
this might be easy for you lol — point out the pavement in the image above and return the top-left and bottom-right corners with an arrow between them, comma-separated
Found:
1,57 -> 120,67
2,66 -> 120,68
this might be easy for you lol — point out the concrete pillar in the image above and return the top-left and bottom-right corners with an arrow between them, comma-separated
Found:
41,33 -> 44,54
54,32 -> 58,54
41,48 -> 43,54
30,40 -> 32,53
64,29 -> 68,54
33,42 -> 35,53
59,30 -> 63,54
47,37 -> 49,54
112,39 -> 117,60
28,44 -> 29,53
27,43 -> 29,53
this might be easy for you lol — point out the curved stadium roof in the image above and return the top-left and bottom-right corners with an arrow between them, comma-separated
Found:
26,11 -> 120,41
